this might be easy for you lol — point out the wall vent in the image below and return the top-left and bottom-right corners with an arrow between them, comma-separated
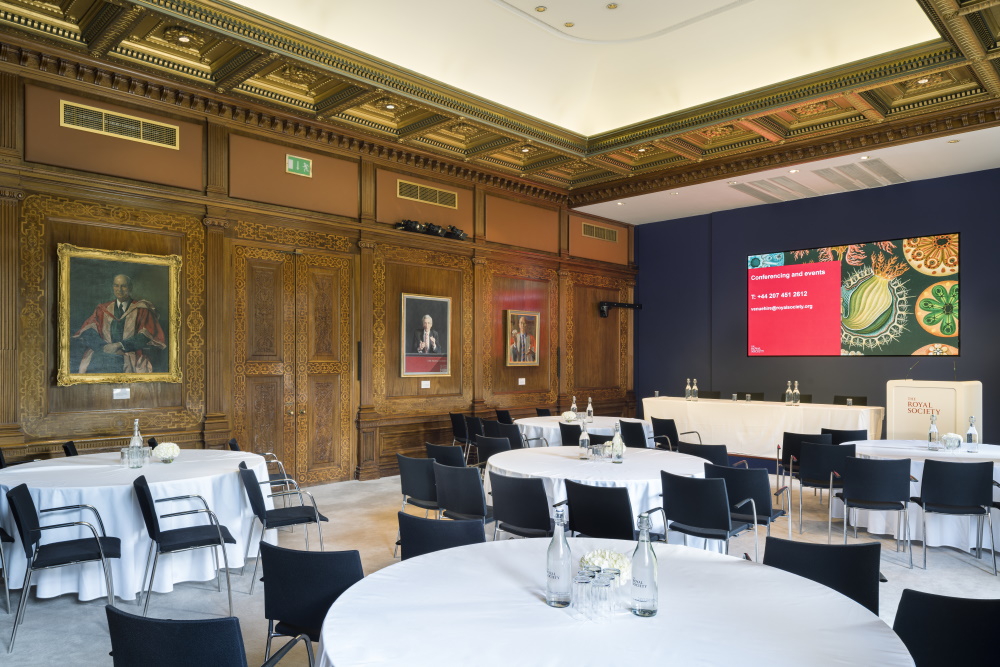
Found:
60,101 -> 180,149
582,222 -> 618,242
397,179 -> 458,209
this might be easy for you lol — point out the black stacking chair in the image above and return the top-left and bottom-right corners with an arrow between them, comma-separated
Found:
0,447 -> 7,468
559,422 -> 582,447
448,413 -> 469,451
227,437 -> 240,452
676,442 -> 740,468
62,440 -> 79,457
734,392 -> 765,401
393,454 -> 439,557
561,480 -> 636,540
705,463 -> 790,540
260,542 -> 362,662
106,604 -> 312,667
589,433 -> 613,448
777,431 -> 833,492
661,470 -> 757,559
698,390 -> 722,399
463,416 -> 485,463
911,459 -> 997,575
650,416 -> 702,451
535,407 -> 552,417
482,419 -> 502,438
619,420 -> 652,448
228,438 -> 290,491
472,436 -> 510,468
237,463 -> 328,593
495,409 -> 514,425
397,512 -> 485,560
762,536 -> 881,614
132,475 -> 236,616
0,525 -> 11,613
892,589 -> 1000,666
497,421 -> 540,448
796,442 -> 855,534
834,457 -> 913,567
488,472 -> 553,540
821,427 -> 868,445
425,442 -> 466,467
433,461 -> 494,527
6,483 -> 121,652
833,395 -> 867,406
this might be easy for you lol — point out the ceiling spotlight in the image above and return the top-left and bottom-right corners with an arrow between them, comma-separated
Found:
728,181 -> 739,185
617,202 -> 624,206
637,148 -> 646,153
670,192 -> 680,196
177,35 -> 191,43
916,77 -> 930,84
947,139 -> 960,143
385,103 -> 396,110
860,155 -> 869,160
535,5 -> 546,11
789,169 -> 800,173
607,3 -> 619,8
564,22 -> 574,27
521,147 -> 531,153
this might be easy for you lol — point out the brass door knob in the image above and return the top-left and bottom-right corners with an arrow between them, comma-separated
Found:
299,409 -> 307,415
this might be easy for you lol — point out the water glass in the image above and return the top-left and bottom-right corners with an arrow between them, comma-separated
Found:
745,394 -> 751,403
571,574 -> 592,617
142,446 -> 152,466
590,576 -> 613,622
653,390 -> 659,397
846,398 -> 853,406
731,393 -> 738,401
120,447 -> 129,467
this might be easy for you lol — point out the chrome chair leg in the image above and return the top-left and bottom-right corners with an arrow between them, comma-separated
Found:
212,545 -> 221,592
304,523 -> 310,551
242,520 -> 258,576
798,485 -> 803,534
922,507 -> 928,570
987,511 -> 997,576
905,507 -> 913,569
143,552 -> 160,617
8,568 -> 32,653
219,540 -> 233,616
0,543 -> 9,614
249,541 -> 262,595
139,542 -> 155,606
393,497 -> 407,558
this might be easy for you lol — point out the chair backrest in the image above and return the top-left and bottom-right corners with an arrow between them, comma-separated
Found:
564,480 -> 634,540
820,428 -> 868,445
798,442 -> 856,486
475,436 -> 511,464
735,392 -> 765,401
699,390 -> 722,399
0,446 -> 7,468
833,395 -> 867,406
892,589 -> 1000,666
535,407 -> 552,417
237,464 -> 269,522
780,432 -> 832,466
797,394 -> 813,404
482,420 -> 502,438
762,536 -> 880,613
106,604 -> 248,667
559,422 -> 582,447
842,457 -> 911,504
704,463 -> 772,517
919,459 -> 994,508
489,472 -> 551,534
619,420 -> 649,448
676,442 -> 729,467
433,461 -> 488,519
589,433 -> 613,446
495,409 -> 514,425
396,454 -> 437,503
397,512 -> 485,560
147,437 -> 158,448
464,416 -> 485,441
260,542 -> 363,631
62,440 -> 78,457
132,475 -> 162,541
227,438 -> 241,452
495,422 -> 526,449
6,483 -> 43,558
661,471 -> 733,532
448,412 -> 468,440
649,417 -> 679,450
424,443 -> 466,467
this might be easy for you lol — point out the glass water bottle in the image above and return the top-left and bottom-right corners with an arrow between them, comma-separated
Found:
684,379 -> 691,400
784,381 -> 793,406
578,422 -> 591,460
586,397 -> 594,423
631,512 -> 658,617
928,414 -> 940,449
546,507 -> 573,608
570,395 -> 578,420
966,416 -> 979,453
691,379 -> 699,401
791,381 -> 801,405
610,422 -> 625,464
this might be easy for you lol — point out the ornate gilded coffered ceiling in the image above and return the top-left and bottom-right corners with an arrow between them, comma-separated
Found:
0,0 -> 998,207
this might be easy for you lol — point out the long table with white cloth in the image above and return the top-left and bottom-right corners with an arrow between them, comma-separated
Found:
0,449 -> 270,601
642,396 -> 884,458
515,415 -> 654,447
318,537 -> 913,666
833,440 -> 1000,552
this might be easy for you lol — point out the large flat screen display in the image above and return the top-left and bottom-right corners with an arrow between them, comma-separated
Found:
747,234 -> 958,356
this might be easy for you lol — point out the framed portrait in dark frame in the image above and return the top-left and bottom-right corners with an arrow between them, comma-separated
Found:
402,293 -> 451,377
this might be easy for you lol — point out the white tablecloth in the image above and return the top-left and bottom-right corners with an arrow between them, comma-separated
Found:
832,440 -> 1000,551
318,537 -> 912,666
642,396 -> 885,458
0,449 -> 269,601
484,446 -> 707,533
515,416 -> 654,447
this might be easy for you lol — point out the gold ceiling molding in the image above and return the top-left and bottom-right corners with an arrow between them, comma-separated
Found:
0,0 -> 999,201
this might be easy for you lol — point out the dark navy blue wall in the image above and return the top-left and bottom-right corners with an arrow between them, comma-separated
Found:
634,168 -> 1000,424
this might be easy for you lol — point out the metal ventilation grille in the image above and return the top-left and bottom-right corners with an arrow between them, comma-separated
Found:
730,158 -> 908,204
60,101 -> 179,149
582,222 -> 618,242
396,179 -> 458,209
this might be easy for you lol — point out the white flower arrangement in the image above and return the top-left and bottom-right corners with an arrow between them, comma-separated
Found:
580,549 -> 631,585
152,441 -> 181,463
561,411 -> 577,422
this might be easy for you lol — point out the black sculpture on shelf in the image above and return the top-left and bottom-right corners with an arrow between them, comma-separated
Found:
394,219 -> 469,241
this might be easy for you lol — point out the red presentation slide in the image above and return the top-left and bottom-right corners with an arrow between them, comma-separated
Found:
747,261 -> 842,356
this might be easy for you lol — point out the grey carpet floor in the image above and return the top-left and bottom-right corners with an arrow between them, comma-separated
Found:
1,474 -> 996,665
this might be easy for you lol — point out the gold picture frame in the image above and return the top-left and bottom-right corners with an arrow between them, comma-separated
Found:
506,309 -> 540,367
401,293 -> 451,377
57,244 -> 183,385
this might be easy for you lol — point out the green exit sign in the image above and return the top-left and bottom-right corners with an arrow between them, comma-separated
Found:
285,154 -> 312,177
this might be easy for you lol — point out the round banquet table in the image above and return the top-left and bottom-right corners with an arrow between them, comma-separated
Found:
515,416 -> 654,447
0,449 -> 269,601
318,537 -> 913,667
484,446 -> 707,533
833,440 -> 1000,551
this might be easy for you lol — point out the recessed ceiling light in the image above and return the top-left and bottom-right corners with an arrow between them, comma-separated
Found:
916,77 -> 930,84
947,139 -> 960,143
521,147 -> 531,153
177,35 -> 191,43
617,202 -> 624,206
637,148 -> 646,153
728,181 -> 739,185
607,3 -> 619,9
860,155 -> 869,160
564,22 -> 574,27
535,6 -> 546,11
385,103 -> 396,110
670,192 -> 680,196
789,169 -> 799,173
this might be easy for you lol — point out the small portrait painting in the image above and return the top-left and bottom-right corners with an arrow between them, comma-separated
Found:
506,310 -> 540,367
57,244 -> 182,385
402,293 -> 451,376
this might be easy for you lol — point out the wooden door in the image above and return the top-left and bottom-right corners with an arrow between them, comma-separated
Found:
233,246 -> 354,483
